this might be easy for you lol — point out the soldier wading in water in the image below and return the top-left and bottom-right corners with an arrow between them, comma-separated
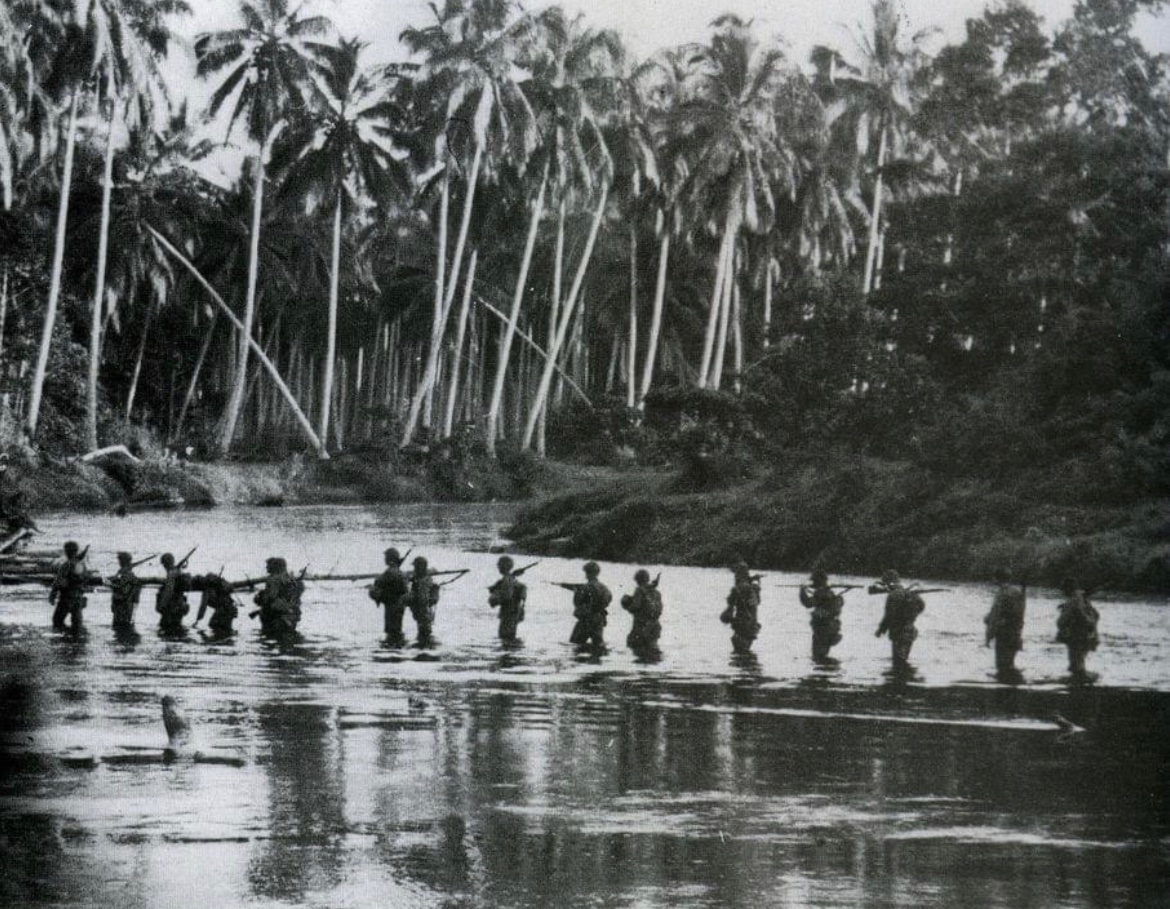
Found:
406,556 -> 441,646
872,570 -> 925,671
50,541 -> 89,631
369,547 -> 409,645
721,562 -> 761,654
253,558 -> 304,636
800,570 -> 845,662
622,569 -> 663,655
488,556 -> 527,644
155,552 -> 191,634
108,552 -> 142,630
570,561 -> 611,650
984,569 -> 1026,679
1056,577 -> 1100,679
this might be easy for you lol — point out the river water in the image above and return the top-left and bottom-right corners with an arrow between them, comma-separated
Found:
1,504 -> 1167,908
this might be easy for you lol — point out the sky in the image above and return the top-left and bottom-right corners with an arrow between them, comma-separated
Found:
163,0 -> 1169,183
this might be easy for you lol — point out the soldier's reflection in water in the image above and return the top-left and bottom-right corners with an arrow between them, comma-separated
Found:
247,702 -> 346,902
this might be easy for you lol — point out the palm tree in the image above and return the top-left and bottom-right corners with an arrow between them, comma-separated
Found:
517,9 -> 621,452
398,0 -> 541,447
663,16 -> 797,389
83,0 -> 190,452
272,36 -> 409,451
195,0 -> 334,457
815,0 -> 933,295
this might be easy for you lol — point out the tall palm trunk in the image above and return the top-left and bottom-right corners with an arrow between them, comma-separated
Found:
443,142 -> 482,316
637,230 -> 670,409
626,223 -> 638,409
710,250 -> 734,390
27,89 -> 80,437
86,107 -> 117,451
537,199 -> 567,458
442,248 -> 478,439
520,180 -> 608,452
762,259 -> 774,348
697,210 -> 736,388
731,277 -> 743,394
217,149 -> 267,455
148,225 -> 326,457
318,196 -> 343,450
486,162 -> 549,455
862,119 -> 888,296
401,169 -> 451,446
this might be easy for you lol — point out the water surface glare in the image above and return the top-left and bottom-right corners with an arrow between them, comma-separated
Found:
1,504 -> 1168,908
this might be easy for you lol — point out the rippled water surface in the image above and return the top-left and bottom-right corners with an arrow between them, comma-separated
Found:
1,504 -> 1168,908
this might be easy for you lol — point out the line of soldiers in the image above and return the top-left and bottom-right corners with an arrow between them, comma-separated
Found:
47,542 -> 306,639
43,539 -> 1103,678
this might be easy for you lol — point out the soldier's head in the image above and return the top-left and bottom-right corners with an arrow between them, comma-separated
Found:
384,547 -> 401,565
160,552 -> 175,568
881,569 -> 900,587
583,561 -> 600,578
63,541 -> 79,558
732,560 -> 750,580
117,551 -> 133,567
1060,576 -> 1079,596
811,569 -> 828,587
413,556 -> 429,573
497,555 -> 514,575
266,557 -> 286,575
634,568 -> 650,585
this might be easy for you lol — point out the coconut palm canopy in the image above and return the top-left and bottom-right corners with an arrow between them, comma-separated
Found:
0,0 -> 1165,485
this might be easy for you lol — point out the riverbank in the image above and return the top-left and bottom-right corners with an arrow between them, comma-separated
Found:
1,448 -> 557,513
506,459 -> 1170,595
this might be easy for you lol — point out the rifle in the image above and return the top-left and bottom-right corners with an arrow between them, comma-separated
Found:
489,561 -> 539,592
436,569 -> 469,588
130,554 -> 158,570
651,572 -> 662,589
777,583 -> 863,591
868,584 -> 950,595
397,548 -> 412,566
78,545 -> 91,562
552,581 -> 586,592
175,546 -> 198,571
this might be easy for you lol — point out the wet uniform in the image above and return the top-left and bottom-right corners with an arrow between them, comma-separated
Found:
50,555 -> 89,630
489,574 -> 527,643
108,566 -> 142,629
254,571 -> 304,636
876,584 -> 925,668
571,579 -> 611,648
1056,590 -> 1100,675
622,583 -> 663,652
407,572 -> 441,645
156,566 -> 191,633
984,583 -> 1026,675
801,584 -> 844,661
370,565 -> 409,644
194,576 -> 239,635
723,576 -> 761,653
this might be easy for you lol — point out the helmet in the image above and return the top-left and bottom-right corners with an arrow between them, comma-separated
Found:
811,569 -> 828,586
498,555 -> 514,573
384,547 -> 401,563
880,569 -> 900,586
583,561 -> 600,577
634,569 -> 650,585
413,556 -> 428,569
160,552 -> 175,568
63,541 -> 80,557
117,551 -> 133,566
266,557 -> 287,573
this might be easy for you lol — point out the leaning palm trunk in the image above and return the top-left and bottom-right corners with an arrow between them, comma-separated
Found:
148,225 -> 327,457
318,197 -> 343,449
441,248 -> 478,439
486,162 -> 550,455
697,210 -> 736,388
27,89 -> 80,437
217,149 -> 267,456
536,199 -> 566,457
401,170 -> 451,446
520,180 -> 609,452
125,302 -> 155,420
86,109 -> 117,451
637,230 -> 670,409
710,250 -> 734,390
861,120 -> 888,296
